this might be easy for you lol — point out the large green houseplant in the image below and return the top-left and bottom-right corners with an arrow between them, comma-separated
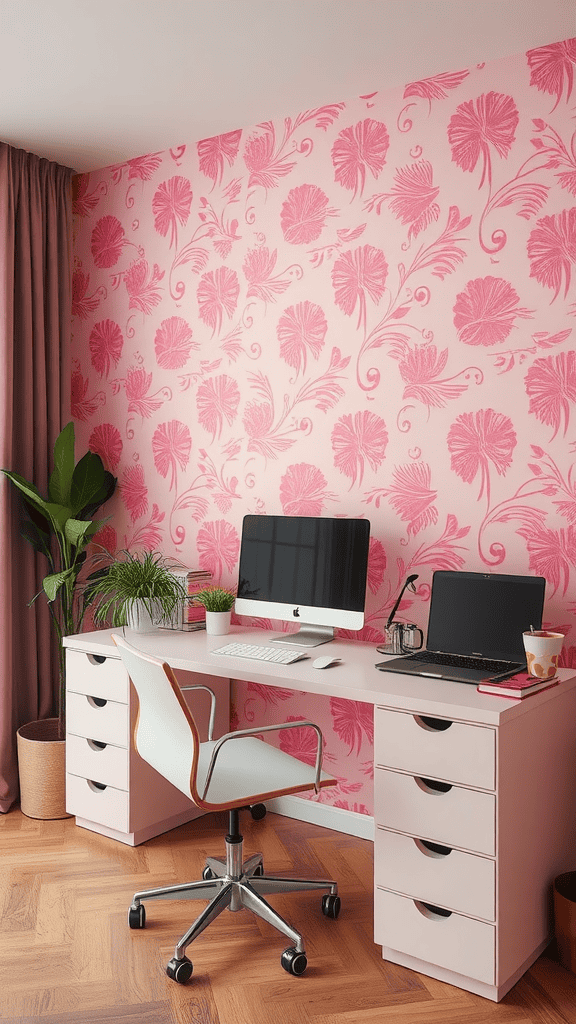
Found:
2,421 -> 117,737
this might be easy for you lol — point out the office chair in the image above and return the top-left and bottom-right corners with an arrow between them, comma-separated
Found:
112,634 -> 340,983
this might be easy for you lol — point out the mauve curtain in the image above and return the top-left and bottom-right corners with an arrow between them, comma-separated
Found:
0,143 -> 73,812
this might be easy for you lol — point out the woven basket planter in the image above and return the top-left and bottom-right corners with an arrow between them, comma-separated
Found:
16,718 -> 71,819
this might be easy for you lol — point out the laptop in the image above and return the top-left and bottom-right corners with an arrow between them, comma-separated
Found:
376,570 -> 546,684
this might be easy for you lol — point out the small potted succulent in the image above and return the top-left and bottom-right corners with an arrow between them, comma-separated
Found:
192,585 -> 236,636
87,549 -> 188,633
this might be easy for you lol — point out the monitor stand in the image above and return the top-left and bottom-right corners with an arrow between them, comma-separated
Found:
270,625 -> 334,648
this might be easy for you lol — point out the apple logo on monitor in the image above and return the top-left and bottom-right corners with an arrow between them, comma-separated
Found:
293,607 -> 300,617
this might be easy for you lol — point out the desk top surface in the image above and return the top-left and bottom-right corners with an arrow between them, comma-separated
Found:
64,625 -> 576,727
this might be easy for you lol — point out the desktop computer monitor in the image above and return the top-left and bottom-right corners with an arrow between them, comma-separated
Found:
235,514 -> 371,647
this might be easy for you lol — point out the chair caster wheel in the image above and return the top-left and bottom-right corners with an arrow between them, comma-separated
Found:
202,866 -> 215,880
166,956 -> 193,983
281,946 -> 307,976
322,894 -> 341,919
250,803 -> 267,820
128,904 -> 146,928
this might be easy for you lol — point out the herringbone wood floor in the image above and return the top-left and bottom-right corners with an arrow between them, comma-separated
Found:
1,807 -> 576,1024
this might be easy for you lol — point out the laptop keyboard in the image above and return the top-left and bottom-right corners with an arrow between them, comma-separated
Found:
407,650 -> 521,674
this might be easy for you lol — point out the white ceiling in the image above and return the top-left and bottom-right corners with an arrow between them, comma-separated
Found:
1,0 -> 575,173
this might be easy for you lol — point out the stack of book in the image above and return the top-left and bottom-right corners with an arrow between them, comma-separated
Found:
477,671 -> 559,700
159,568 -> 212,631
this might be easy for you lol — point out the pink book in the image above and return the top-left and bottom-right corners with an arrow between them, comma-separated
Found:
477,671 -> 559,699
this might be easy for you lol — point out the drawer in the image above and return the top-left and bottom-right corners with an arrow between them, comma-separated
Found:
375,887 -> 495,985
66,733 -> 129,790
375,707 -> 495,790
66,773 -> 129,833
375,768 -> 495,856
375,827 -> 495,921
66,690 -> 129,747
66,649 -> 128,703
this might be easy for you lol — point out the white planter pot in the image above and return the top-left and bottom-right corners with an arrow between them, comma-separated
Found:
126,600 -> 159,633
205,610 -> 231,636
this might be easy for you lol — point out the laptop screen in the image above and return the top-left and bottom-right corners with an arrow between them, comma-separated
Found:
426,571 -> 546,663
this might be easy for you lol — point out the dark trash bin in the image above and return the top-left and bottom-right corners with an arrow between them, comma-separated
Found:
554,872 -> 576,973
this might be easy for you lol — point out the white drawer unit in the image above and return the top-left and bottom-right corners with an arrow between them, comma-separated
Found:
64,639 -> 231,846
374,707 -> 495,789
374,767 -> 496,856
375,827 -> 495,921
375,887 -> 495,985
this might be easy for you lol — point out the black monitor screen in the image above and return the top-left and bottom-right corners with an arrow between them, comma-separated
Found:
237,515 -> 370,613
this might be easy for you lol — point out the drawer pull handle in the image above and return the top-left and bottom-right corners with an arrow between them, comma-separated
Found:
415,900 -> 452,920
87,654 -> 107,666
87,780 -> 107,792
415,838 -> 452,858
87,696 -> 107,709
414,715 -> 452,732
415,777 -> 453,794
87,739 -> 107,751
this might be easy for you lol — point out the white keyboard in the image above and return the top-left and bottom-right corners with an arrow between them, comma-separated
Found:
210,642 -> 308,665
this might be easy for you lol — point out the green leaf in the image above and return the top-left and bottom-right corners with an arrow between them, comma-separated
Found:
1,470 -> 48,513
79,470 -> 117,519
64,518 -> 93,547
44,502 -> 74,535
43,568 -> 75,602
48,422 -> 75,505
70,451 -> 105,515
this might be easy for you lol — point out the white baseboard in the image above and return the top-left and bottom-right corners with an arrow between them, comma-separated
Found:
265,795 -> 374,841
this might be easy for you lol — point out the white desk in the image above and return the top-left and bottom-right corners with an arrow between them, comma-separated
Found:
63,625 -> 576,1002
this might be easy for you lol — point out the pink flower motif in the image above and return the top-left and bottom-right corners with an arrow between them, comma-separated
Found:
527,207 -> 576,300
71,370 -> 102,421
332,245 -> 388,330
280,184 -> 333,245
279,716 -> 323,766
197,130 -> 242,184
154,316 -> 197,369
72,174 -> 103,218
525,351 -> 576,439
276,301 -> 327,374
92,524 -> 117,555
243,130 -> 278,185
152,420 -> 192,490
91,215 -> 126,268
72,266 -> 101,319
121,464 -> 148,522
453,276 -> 534,346
448,92 -> 519,187
152,176 -> 193,248
125,153 -> 163,180
384,463 -> 439,536
88,423 -> 123,472
124,259 -> 164,314
384,160 -> 440,239
196,519 -> 240,576
242,402 -> 274,438
196,375 -> 240,439
279,464 -> 333,516
242,247 -> 291,304
527,38 -> 576,110
518,523 -> 576,595
332,119 -> 390,198
331,411 -> 389,486
367,537 -> 386,595
124,367 -> 162,418
197,266 -> 240,335
447,409 -> 516,500
89,319 -> 123,377
330,697 -> 373,754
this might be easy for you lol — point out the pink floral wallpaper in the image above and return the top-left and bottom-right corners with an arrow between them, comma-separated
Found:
71,38 -> 576,817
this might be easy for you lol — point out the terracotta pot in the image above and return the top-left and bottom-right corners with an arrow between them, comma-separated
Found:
16,717 -> 71,820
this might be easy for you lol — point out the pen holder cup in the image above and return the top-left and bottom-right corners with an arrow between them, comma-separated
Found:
378,622 -> 424,656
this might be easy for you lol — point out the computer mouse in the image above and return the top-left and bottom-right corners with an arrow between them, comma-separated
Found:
312,656 -> 341,670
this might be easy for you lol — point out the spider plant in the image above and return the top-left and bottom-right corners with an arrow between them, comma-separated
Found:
87,549 -> 188,628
